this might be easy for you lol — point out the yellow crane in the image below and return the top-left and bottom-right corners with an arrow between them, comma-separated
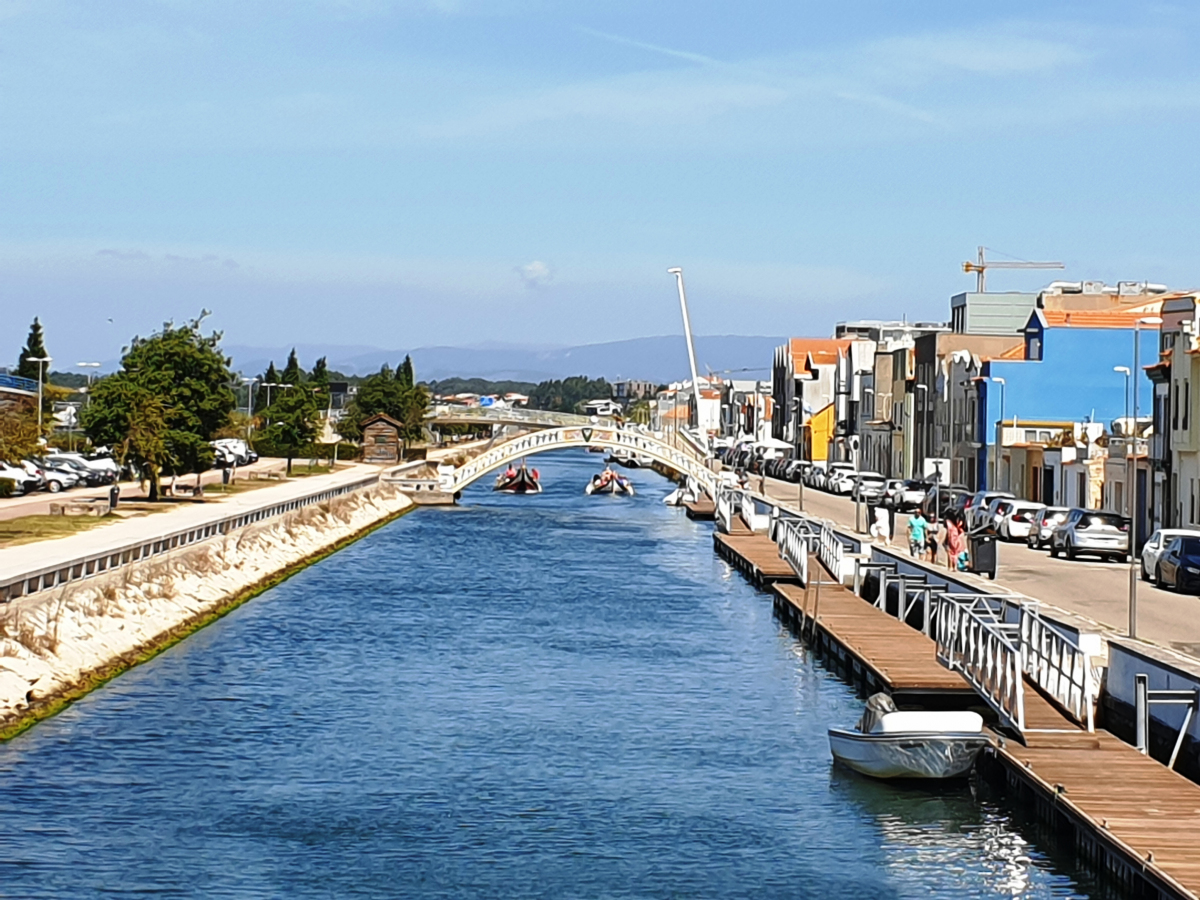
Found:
963,246 -> 1063,292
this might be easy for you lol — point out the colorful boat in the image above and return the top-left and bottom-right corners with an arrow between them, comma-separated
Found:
585,468 -> 635,496
494,462 -> 542,494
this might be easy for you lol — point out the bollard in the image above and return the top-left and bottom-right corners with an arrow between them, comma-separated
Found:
1136,673 -> 1149,754
223,467 -> 231,485
108,484 -> 120,510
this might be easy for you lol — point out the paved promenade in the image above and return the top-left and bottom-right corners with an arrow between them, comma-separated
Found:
757,475 -> 1200,656
0,463 -> 381,588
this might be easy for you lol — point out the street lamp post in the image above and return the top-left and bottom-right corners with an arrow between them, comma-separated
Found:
1129,317 -> 1163,639
1115,365 -> 1131,516
28,356 -> 52,439
667,267 -> 708,455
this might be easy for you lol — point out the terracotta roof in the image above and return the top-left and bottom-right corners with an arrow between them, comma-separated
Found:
1041,300 -> 1165,329
995,343 -> 1028,360
789,337 -> 852,369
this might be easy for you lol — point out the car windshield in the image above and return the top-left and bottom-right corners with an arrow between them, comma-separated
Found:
1081,513 -> 1126,530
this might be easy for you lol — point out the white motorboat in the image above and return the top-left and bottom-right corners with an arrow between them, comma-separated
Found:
828,694 -> 989,780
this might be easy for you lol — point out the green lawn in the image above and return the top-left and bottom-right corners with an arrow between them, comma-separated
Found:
0,514 -> 118,548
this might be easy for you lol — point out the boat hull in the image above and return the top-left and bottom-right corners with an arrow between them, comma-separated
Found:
828,729 -> 989,779
493,472 -> 542,494
586,480 -> 635,496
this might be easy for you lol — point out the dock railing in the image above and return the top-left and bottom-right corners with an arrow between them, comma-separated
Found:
1020,603 -> 1096,732
935,593 -> 1027,733
776,519 -> 817,586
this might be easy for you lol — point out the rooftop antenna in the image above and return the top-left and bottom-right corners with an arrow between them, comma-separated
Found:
963,246 -> 1064,293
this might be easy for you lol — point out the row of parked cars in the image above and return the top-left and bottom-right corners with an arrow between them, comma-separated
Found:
731,449 -> 1200,591
0,451 -> 120,495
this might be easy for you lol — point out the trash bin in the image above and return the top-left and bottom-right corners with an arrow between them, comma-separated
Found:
222,467 -> 231,485
968,530 -> 997,580
108,484 -> 120,510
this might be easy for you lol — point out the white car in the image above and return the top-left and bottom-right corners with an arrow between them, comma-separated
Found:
997,500 -> 1046,541
825,463 -> 858,494
25,459 -> 79,492
850,472 -> 887,502
1141,529 -> 1200,582
1049,509 -> 1129,562
50,451 -> 119,481
0,462 -> 38,494
967,491 -> 1015,531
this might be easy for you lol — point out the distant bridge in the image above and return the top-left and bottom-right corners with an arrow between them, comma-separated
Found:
427,404 -> 619,430
388,424 -> 717,498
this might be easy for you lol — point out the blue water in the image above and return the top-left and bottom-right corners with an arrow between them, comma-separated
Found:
0,452 -> 1109,898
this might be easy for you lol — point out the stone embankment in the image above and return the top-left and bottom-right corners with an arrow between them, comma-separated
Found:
0,479 -> 413,737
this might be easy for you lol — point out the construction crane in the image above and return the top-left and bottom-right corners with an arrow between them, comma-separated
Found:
963,246 -> 1063,293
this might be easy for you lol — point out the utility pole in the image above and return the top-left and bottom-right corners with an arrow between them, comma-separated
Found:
1129,316 -> 1164,639
28,356 -> 52,440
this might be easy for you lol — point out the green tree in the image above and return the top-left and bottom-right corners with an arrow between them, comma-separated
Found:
262,386 -> 321,475
339,361 -> 428,443
528,375 -> 611,413
16,318 -> 49,381
281,348 -> 303,385
310,356 -> 330,388
81,314 -> 236,500
0,409 -> 42,461
253,361 -> 279,413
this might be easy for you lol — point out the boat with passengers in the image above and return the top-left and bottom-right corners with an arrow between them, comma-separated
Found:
494,462 -> 542,494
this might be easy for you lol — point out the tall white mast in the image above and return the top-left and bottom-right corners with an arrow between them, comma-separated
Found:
668,267 -> 708,453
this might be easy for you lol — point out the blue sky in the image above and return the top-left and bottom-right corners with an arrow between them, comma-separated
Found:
4,0 -> 1200,368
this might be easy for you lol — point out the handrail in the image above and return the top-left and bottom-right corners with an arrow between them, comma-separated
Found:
935,594 -> 1026,733
0,373 -> 38,394
429,425 -> 719,496
776,519 -> 814,586
0,473 -> 382,604
1020,604 -> 1096,732
427,405 -> 618,428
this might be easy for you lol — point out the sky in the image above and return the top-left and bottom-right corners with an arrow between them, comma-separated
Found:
4,0 -> 1200,370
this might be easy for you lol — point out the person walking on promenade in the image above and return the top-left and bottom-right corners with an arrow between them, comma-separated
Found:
907,510 -> 928,558
870,504 -> 890,544
925,514 -> 941,565
946,514 -> 968,571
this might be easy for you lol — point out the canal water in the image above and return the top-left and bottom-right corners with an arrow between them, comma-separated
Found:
0,452 -> 1113,898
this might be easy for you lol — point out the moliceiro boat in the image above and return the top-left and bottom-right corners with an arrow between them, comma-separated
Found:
828,694 -> 988,779
585,468 -> 635,496
494,462 -> 542,494
606,449 -> 654,469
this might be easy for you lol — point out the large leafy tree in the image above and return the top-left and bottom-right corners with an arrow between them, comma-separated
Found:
81,314 -> 235,500
340,360 -> 428,443
261,385 -> 321,475
0,410 -> 42,461
16,318 -> 49,381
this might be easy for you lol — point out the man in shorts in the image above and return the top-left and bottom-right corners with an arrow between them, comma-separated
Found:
907,510 -> 928,558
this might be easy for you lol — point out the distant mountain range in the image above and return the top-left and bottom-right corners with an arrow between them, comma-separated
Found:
223,335 -> 784,385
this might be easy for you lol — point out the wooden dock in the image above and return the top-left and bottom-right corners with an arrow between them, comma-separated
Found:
771,567 -> 1200,899
683,495 -> 715,520
771,580 -> 977,704
713,531 -> 798,588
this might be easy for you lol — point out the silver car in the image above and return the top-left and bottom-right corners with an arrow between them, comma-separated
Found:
1140,528 -> 1200,581
1049,509 -> 1129,562
997,500 -> 1047,541
1027,506 -> 1070,549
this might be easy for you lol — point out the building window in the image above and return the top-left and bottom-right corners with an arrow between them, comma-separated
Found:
1174,381 -> 1180,431
1186,381 -> 1191,432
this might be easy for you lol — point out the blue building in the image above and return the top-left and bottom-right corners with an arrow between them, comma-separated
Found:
976,306 -> 1161,493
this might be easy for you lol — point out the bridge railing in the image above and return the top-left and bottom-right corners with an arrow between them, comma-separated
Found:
0,373 -> 38,394
432,426 -> 718,495
428,405 -> 617,429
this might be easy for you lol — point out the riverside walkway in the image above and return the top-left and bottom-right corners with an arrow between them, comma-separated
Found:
708,499 -> 1200,899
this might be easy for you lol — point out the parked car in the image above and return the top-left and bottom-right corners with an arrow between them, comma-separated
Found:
41,455 -> 108,487
17,460 -> 46,492
894,480 -> 932,512
783,460 -> 809,483
0,461 -> 39,494
1049,509 -> 1129,562
47,451 -> 118,483
1141,529 -> 1200,582
1153,535 -> 1200,592
825,463 -> 858,494
850,472 -> 887,503
966,491 -> 1015,531
996,500 -> 1046,541
26,459 -> 80,493
921,483 -> 970,519
881,479 -> 906,509
1027,507 -> 1070,549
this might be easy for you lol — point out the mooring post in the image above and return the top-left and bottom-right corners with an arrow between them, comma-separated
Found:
1136,673 -> 1149,754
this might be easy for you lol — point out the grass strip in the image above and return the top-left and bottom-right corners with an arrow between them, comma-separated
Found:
0,499 -> 416,743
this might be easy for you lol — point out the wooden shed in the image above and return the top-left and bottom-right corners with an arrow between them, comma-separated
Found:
361,413 -> 405,465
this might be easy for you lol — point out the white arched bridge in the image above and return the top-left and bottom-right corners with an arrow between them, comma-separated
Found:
387,425 -> 718,500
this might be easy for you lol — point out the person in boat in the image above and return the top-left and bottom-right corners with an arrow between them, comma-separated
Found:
531,468 -> 539,481
504,465 -> 517,480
